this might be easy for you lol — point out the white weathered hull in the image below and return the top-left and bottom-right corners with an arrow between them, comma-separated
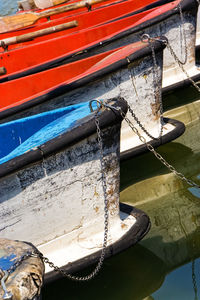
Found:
0,124 -> 120,245
0,104 -> 150,279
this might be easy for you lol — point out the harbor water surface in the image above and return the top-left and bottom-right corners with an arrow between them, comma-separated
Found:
1,2 -> 200,299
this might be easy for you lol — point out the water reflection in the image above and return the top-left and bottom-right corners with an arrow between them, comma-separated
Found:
189,187 -> 200,199
43,244 -> 167,300
152,259 -> 200,300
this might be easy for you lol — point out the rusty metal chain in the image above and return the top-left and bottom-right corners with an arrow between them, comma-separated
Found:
107,103 -> 200,189
0,102 -> 110,283
144,32 -> 200,95
128,36 -> 164,140
7,251 -> 36,276
166,41 -> 200,93
34,102 -> 110,281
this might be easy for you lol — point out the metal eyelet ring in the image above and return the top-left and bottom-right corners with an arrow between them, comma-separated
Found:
141,34 -> 151,43
89,100 -> 104,113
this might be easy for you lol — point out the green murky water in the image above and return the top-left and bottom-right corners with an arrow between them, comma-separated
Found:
1,2 -> 200,299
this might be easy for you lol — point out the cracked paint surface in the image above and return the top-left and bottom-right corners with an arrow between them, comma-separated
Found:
0,124 -> 121,246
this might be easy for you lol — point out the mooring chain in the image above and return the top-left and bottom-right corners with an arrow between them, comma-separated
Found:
129,36 -> 164,140
32,105 -> 109,282
0,105 -> 109,283
166,41 -> 200,93
108,104 -> 200,189
144,32 -> 200,95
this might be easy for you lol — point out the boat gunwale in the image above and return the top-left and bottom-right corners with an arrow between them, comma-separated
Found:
0,0 -> 197,84
0,97 -> 127,178
120,117 -> 186,161
0,38 -> 166,120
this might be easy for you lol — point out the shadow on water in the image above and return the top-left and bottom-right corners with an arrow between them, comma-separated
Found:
42,243 -> 167,300
163,83 -> 200,111
120,141 -> 194,191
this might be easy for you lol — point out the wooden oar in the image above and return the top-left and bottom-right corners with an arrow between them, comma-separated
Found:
0,0 -> 108,33
0,20 -> 78,47
18,0 -> 70,10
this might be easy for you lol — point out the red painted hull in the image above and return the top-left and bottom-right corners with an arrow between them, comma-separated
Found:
15,0 -> 172,28
0,0 -> 168,49
0,0 -> 180,80
0,41 -> 154,112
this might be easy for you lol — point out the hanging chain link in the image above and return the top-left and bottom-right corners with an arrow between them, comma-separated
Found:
129,36 -> 164,140
107,103 -> 200,189
38,1 -> 200,279
166,40 -> 200,93
164,3 -> 200,93
0,107 -> 109,282
34,108 -> 109,281
1,1 -> 199,279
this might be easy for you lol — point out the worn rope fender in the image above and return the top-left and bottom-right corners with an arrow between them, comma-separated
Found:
0,239 -> 44,300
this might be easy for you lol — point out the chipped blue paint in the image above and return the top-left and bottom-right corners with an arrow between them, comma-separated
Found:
0,101 -> 98,165
0,254 -> 17,271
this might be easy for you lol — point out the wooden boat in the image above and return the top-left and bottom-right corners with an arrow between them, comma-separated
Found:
0,0 -> 172,50
0,39 -> 185,159
18,0 -> 164,10
0,0 -> 170,35
0,239 -> 44,300
0,97 -> 150,281
0,0 -> 198,94
0,5 -> 164,79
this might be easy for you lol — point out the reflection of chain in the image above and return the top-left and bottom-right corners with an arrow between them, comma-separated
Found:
192,260 -> 198,300
35,109 -> 109,281
107,103 -> 200,189
130,36 -> 164,140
